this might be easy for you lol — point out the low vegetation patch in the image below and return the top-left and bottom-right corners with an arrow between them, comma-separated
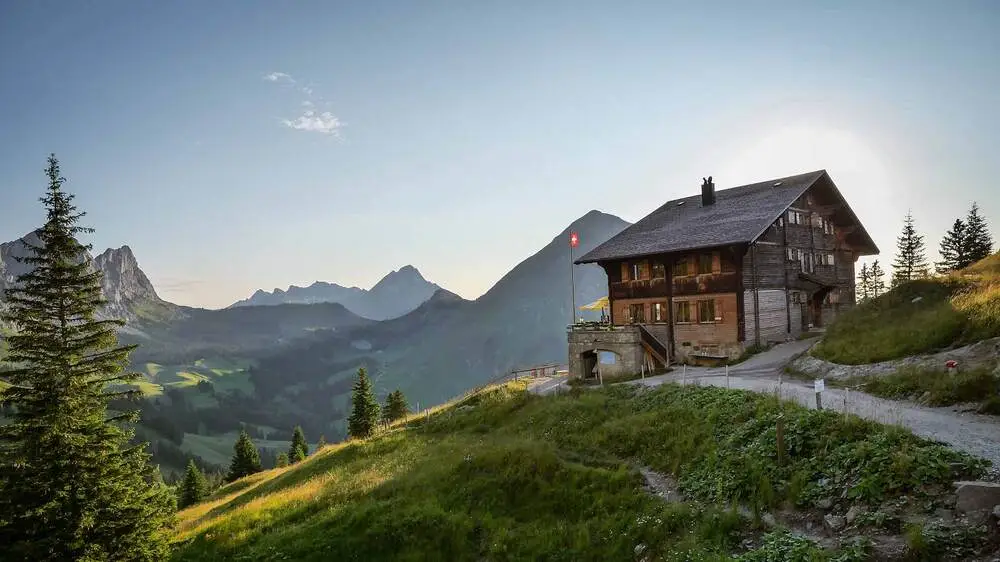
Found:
813,253 -> 1000,364
838,365 -> 1000,414
172,381 -> 992,561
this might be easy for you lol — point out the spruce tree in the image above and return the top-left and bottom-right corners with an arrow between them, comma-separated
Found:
347,367 -> 380,439
178,460 -> 208,509
288,425 -> 308,462
870,260 -> 886,298
316,434 -> 327,450
891,211 -> 929,286
275,452 -> 289,468
936,218 -> 966,273
856,263 -> 871,302
383,389 -> 410,423
227,428 -> 262,482
0,155 -> 174,561
962,202 -> 993,266
292,446 -> 306,463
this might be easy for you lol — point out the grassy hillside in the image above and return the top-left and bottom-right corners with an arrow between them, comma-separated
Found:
814,252 -> 1000,364
172,382 -> 989,561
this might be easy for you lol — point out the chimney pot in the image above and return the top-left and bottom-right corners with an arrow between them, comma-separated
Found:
701,176 -> 715,206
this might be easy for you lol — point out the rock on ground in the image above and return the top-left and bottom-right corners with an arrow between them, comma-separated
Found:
955,481 -> 1000,514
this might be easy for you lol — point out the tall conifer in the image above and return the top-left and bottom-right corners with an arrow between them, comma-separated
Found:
226,428 -> 262,482
178,460 -> 208,509
288,425 -> 308,462
347,367 -> 380,439
962,202 -> 993,266
382,389 -> 410,423
0,155 -> 174,560
856,263 -> 871,302
870,260 -> 886,298
891,211 -> 929,285
936,218 -> 966,273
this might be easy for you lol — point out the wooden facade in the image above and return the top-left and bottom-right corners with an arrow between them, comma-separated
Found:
594,179 -> 870,362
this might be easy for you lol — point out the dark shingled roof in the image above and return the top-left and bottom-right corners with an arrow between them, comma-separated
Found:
576,170 -> 871,264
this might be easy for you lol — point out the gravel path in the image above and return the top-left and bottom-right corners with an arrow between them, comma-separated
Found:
635,359 -> 1000,475
533,340 -> 1000,473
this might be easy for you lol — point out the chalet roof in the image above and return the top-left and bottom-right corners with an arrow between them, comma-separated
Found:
576,170 -> 877,264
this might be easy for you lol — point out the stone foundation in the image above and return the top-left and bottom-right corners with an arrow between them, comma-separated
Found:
568,326 -> 646,379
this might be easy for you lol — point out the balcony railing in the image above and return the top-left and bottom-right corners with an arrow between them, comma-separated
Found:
609,278 -> 669,299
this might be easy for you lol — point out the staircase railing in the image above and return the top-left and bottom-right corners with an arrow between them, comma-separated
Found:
637,324 -> 669,367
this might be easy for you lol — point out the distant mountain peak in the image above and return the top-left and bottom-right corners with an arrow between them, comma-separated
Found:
2,235 -> 174,324
230,265 -> 444,320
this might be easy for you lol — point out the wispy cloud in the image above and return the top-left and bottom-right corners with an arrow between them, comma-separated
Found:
263,71 -> 293,83
263,71 -> 344,137
282,111 -> 343,136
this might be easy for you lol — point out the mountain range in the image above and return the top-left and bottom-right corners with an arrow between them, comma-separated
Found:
1,209 -> 631,472
229,265 -> 443,321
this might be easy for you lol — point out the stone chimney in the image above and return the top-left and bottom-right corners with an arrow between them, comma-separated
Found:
701,176 -> 715,206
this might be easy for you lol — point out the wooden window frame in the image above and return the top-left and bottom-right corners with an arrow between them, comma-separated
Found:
672,257 -> 690,277
651,261 -> 666,279
629,303 -> 645,324
653,301 -> 668,323
674,301 -> 692,324
697,253 -> 713,275
697,299 -> 719,324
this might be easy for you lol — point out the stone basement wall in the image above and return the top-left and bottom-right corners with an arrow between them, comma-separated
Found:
790,337 -> 1000,380
568,328 -> 646,379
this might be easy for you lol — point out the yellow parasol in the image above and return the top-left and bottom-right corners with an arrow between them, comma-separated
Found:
579,296 -> 609,311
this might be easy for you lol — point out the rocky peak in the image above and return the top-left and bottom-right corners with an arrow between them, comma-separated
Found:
92,245 -> 164,320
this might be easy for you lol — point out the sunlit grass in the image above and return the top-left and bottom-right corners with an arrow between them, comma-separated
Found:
814,252 -> 1000,364
171,381 -> 988,561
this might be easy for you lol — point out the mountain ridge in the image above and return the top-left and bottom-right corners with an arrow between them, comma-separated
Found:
229,265 -> 443,321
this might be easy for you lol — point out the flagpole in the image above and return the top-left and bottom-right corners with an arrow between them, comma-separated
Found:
570,237 -> 576,326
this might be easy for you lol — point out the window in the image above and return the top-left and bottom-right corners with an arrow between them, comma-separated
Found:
675,301 -> 692,323
653,302 -> 667,322
788,210 -> 807,225
631,262 -> 641,281
651,262 -> 666,279
786,247 -> 796,261
698,253 -> 713,275
629,303 -> 645,323
672,258 -> 689,277
698,299 -> 717,323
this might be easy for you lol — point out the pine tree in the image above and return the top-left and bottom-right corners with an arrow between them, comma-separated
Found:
316,434 -> 327,450
936,218 -> 967,273
288,425 -> 308,463
870,260 -> 886,297
856,263 -> 872,302
347,367 -> 380,439
292,446 -> 306,463
275,452 -> 289,468
178,460 -> 208,509
383,389 -> 410,423
0,155 -> 174,561
891,211 -> 929,285
962,202 -> 993,267
227,428 -> 262,482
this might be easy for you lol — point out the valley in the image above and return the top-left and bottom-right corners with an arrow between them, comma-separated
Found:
1,209 -> 631,477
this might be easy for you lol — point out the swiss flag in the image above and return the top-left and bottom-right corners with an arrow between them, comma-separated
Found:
569,232 -> 579,248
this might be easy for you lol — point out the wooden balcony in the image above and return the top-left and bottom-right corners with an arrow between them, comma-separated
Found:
609,278 -> 669,299
672,273 -> 739,296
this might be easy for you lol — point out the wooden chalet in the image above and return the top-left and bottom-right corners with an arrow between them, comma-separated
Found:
567,170 -> 878,379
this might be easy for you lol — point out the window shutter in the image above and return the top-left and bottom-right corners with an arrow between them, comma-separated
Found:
715,299 -> 722,321
621,262 -> 629,281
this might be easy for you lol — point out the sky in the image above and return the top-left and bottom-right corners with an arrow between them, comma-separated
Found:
1,1 -> 998,309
